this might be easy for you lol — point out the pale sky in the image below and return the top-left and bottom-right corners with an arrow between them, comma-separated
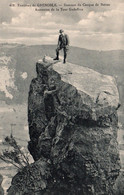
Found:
0,0 -> 124,50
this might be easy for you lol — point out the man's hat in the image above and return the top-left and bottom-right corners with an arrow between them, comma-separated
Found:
59,29 -> 64,33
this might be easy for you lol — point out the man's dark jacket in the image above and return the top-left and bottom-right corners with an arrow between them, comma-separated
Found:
58,34 -> 69,48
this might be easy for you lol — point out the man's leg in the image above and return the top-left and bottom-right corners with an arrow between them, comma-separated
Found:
63,47 -> 67,63
54,47 -> 60,60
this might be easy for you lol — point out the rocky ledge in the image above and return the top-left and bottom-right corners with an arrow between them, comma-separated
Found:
8,57 -> 120,195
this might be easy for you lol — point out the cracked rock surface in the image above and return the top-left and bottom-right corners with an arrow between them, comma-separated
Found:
8,57 -> 120,195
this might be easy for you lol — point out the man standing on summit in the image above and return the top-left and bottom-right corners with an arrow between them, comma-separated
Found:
54,29 -> 69,63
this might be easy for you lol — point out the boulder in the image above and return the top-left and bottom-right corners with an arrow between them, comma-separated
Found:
0,174 -> 4,195
8,57 -> 120,195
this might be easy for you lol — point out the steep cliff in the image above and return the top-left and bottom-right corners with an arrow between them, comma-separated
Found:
0,174 -> 4,195
8,57 -> 120,195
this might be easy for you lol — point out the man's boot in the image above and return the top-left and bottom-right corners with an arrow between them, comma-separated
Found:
54,56 -> 59,60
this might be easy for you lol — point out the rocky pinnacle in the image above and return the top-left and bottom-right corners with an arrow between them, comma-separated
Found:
8,57 -> 120,195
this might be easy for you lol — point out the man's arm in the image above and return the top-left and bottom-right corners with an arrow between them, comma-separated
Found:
57,35 -> 61,47
66,34 -> 70,46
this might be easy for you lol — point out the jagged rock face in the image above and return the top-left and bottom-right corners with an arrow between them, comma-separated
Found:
0,174 -> 4,195
8,58 -> 120,195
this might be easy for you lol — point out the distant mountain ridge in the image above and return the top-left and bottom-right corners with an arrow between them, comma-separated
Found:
0,43 -> 124,106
